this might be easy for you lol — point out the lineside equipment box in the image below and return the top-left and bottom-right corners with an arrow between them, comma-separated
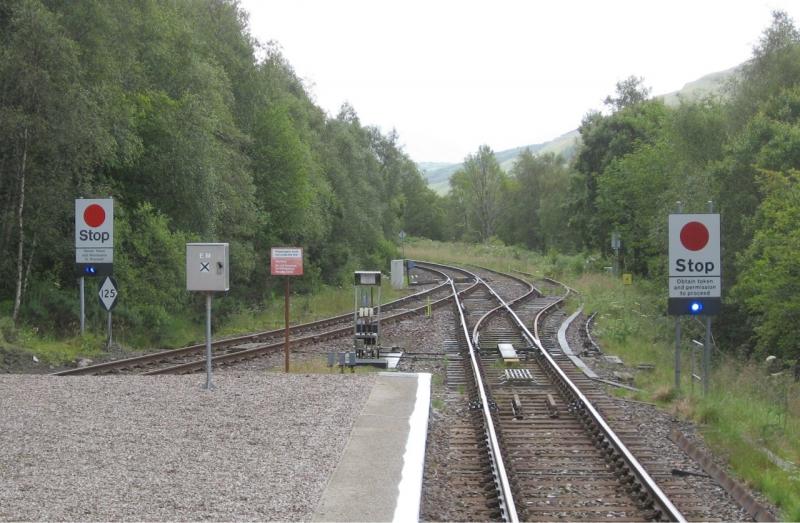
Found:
187,243 -> 229,292
354,270 -> 381,286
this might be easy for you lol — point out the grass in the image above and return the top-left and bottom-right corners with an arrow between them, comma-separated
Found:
218,280 -> 409,338
406,238 -> 800,520
8,329 -> 106,366
3,278 -> 412,366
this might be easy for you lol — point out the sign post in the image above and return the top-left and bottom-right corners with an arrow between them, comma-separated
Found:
270,247 -> 304,373
611,232 -> 621,277
75,198 -> 114,335
668,205 -> 720,394
186,243 -> 230,390
97,276 -> 119,348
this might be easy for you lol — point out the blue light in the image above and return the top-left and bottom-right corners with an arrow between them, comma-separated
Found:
689,301 -> 703,314
84,265 -> 97,275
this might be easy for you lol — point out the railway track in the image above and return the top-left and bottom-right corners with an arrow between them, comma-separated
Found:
438,265 -> 697,521
53,262 -> 476,376
49,259 -> 763,521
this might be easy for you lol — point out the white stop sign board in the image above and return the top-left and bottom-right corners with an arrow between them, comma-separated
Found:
75,198 -> 114,263
668,213 -> 721,301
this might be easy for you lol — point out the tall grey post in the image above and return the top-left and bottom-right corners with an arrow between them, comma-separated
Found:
80,276 -> 85,335
186,242 -> 229,391
674,201 -> 683,390
703,200 -> 714,395
675,318 -> 681,390
204,292 -> 213,390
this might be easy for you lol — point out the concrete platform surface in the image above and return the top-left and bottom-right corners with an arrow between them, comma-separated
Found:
312,372 -> 431,522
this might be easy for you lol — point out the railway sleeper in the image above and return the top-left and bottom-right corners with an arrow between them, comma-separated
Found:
545,394 -> 559,418
511,393 -> 524,419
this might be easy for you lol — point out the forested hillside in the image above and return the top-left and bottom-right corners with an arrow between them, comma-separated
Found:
442,11 -> 800,361
2,1 -> 799,364
0,0 -> 444,343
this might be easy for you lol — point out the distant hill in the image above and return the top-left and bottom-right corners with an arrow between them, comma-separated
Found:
419,130 -> 581,195
418,66 -> 740,194
658,64 -> 741,107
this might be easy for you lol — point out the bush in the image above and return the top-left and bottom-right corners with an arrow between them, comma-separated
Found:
0,316 -> 17,343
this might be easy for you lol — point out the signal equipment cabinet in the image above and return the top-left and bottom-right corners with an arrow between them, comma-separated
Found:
353,271 -> 382,358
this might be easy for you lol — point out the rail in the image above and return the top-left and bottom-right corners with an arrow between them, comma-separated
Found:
449,277 -> 519,523
481,277 -> 687,522
54,263 -> 464,376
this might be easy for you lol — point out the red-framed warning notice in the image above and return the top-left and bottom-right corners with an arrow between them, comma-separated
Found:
270,247 -> 303,276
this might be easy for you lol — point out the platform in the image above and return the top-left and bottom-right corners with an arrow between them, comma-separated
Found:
312,372 -> 431,522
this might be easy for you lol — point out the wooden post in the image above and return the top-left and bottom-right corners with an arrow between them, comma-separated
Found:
284,277 -> 290,373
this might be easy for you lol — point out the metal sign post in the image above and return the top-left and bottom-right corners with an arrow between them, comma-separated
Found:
611,232 -> 621,277
205,292 -> 213,390
284,278 -> 290,373
703,200 -> 714,396
98,276 -> 119,349
270,247 -> 304,373
675,316 -> 681,390
673,202 -> 682,390
80,277 -> 85,335
668,201 -> 720,395
186,243 -> 230,391
76,198 -> 114,336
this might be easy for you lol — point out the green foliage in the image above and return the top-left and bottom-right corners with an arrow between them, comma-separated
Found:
499,151 -> 574,252
113,203 -> 193,345
732,170 -> 800,359
0,0 -> 447,346
447,145 -> 507,243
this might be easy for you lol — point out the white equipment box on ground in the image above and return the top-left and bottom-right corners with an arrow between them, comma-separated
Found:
498,343 -> 519,363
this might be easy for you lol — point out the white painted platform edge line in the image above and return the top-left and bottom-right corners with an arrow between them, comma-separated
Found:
392,372 -> 431,523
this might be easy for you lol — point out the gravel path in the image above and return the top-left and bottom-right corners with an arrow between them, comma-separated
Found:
0,373 -> 375,521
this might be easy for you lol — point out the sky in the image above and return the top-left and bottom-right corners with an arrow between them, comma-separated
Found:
239,0 -> 800,164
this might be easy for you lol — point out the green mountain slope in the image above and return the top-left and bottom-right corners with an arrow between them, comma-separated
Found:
419,66 -> 739,194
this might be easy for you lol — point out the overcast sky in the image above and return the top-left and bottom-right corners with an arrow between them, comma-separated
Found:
239,1 -> 800,164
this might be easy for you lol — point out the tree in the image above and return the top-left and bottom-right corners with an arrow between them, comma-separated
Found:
571,99 -> 668,249
732,170 -> 800,359
0,0 -> 107,323
453,145 -> 506,242
729,10 -> 800,126
603,76 -> 652,111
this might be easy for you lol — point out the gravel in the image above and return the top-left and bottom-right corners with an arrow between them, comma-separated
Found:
0,373 -> 375,521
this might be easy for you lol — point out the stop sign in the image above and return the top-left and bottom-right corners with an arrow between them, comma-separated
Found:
668,213 -> 721,315
75,198 -> 114,249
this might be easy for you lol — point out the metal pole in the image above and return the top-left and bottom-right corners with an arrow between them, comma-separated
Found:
673,201 -> 684,391
80,276 -> 85,335
107,311 -> 112,349
204,292 -> 213,390
703,318 -> 711,396
284,277 -> 290,373
703,200 -> 714,396
675,319 -> 681,390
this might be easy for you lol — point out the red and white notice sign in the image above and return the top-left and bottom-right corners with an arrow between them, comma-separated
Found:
270,247 -> 303,276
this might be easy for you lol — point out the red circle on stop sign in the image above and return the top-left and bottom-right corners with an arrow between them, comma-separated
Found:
680,221 -> 709,251
83,204 -> 106,228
